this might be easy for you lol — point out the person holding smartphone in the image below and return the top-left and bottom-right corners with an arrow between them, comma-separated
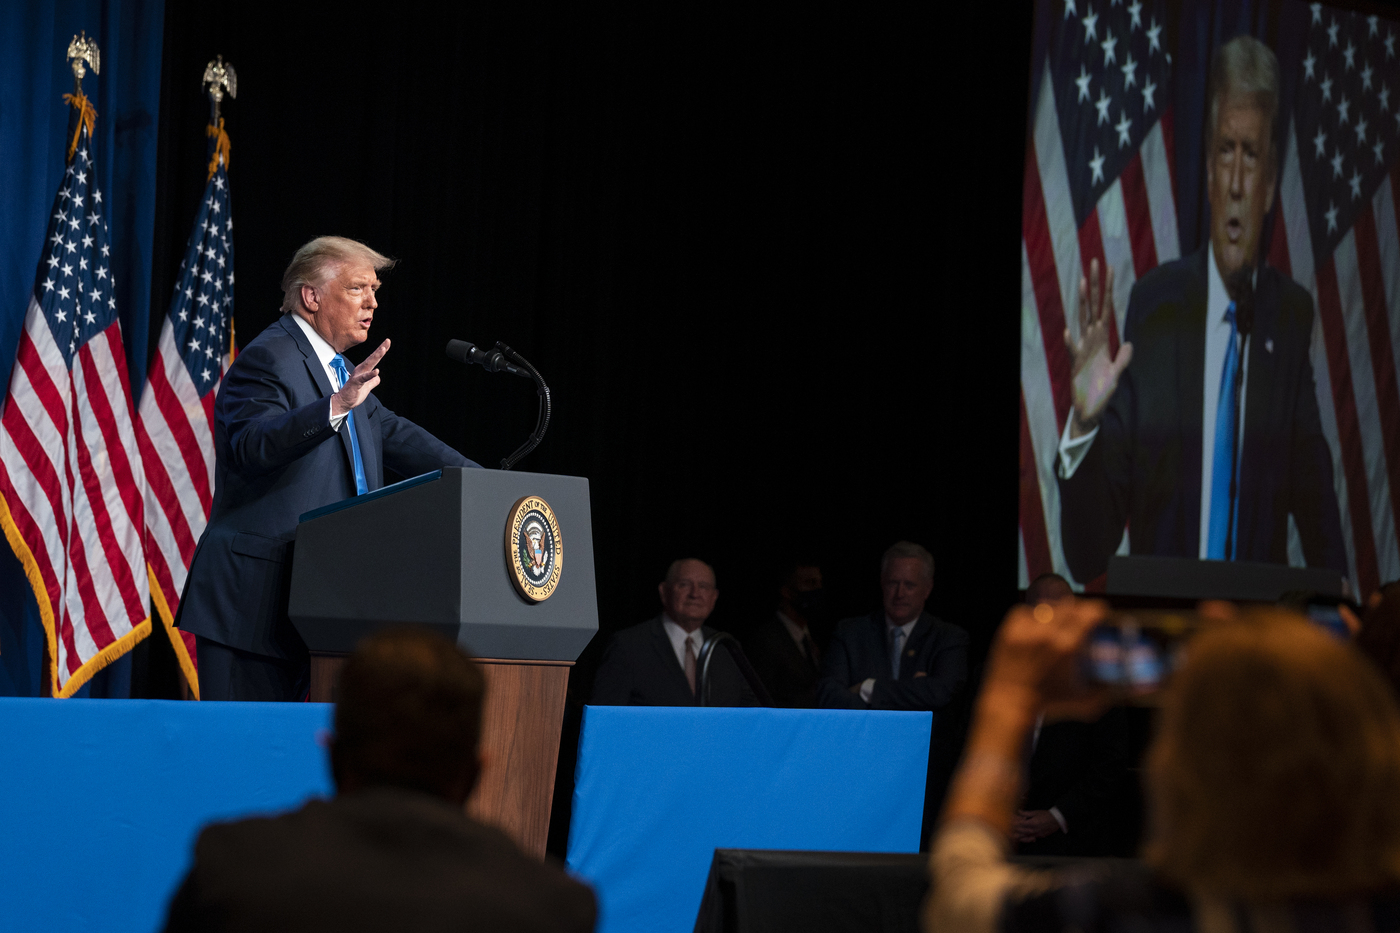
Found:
925,601 -> 1400,932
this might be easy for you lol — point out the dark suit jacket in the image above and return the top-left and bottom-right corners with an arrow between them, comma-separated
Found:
1059,247 -> 1346,582
817,611 -> 969,713
160,787 -> 595,933
1018,708 -> 1131,857
743,614 -> 820,708
175,315 -> 477,658
590,616 -> 760,707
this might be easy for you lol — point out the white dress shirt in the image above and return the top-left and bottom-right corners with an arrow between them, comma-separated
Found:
661,615 -> 704,670
1055,245 -> 1247,560
776,611 -> 810,650
289,313 -> 350,432
858,615 -> 918,704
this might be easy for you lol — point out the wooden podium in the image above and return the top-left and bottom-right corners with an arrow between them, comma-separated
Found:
288,468 -> 598,858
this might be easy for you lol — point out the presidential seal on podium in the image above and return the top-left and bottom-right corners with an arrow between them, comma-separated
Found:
506,495 -> 563,602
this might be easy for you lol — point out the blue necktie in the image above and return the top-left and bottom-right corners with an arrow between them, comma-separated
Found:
1207,303 -> 1240,559
329,355 -> 369,496
889,627 -> 905,679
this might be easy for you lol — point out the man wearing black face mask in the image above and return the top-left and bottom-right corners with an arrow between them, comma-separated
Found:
743,563 -> 825,708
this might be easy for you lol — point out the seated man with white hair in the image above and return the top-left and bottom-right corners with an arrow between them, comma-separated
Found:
175,236 -> 480,701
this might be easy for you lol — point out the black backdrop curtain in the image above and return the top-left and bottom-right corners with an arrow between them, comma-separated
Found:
150,2 -> 1026,725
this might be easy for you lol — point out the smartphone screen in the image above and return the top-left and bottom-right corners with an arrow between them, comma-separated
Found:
1304,604 -> 1351,640
1082,611 -> 1196,693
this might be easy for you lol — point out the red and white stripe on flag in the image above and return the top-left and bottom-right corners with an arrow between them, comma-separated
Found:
0,305 -> 151,696
1019,58 -> 1181,588
135,320 -> 219,698
136,128 -> 236,700
0,115 -> 151,696
1269,116 -> 1400,598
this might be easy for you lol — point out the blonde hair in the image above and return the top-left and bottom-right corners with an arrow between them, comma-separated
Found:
1145,610 -> 1400,899
280,236 -> 396,313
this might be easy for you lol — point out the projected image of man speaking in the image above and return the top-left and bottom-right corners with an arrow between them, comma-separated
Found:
1055,35 -> 1347,583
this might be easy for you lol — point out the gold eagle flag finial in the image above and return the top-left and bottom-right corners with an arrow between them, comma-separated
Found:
202,55 -> 237,121
67,31 -> 100,90
202,56 -> 236,179
63,33 -> 100,159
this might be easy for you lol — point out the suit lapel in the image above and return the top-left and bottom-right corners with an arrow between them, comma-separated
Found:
1238,268 -> 1279,551
900,613 -> 934,678
1176,248 -> 1210,550
867,612 -> 894,678
353,403 -> 379,491
778,616 -> 817,670
649,616 -> 696,704
282,315 -> 362,486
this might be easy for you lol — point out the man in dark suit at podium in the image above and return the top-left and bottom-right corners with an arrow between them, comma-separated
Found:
590,558 -> 759,707
161,627 -> 596,933
175,237 -> 478,701
743,562 -> 825,707
817,542 -> 968,712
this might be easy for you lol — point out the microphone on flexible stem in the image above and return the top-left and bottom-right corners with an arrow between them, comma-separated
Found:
444,338 -> 553,471
445,339 -> 529,378
1223,266 -> 1255,561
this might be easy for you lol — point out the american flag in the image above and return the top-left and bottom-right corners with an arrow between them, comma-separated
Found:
0,98 -> 150,697
136,120 -> 235,698
1019,0 -> 1180,588
1266,2 -> 1400,596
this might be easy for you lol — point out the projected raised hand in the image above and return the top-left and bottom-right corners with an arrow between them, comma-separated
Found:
1064,259 -> 1132,439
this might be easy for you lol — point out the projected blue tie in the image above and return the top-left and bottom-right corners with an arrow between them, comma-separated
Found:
1207,303 -> 1240,560
329,355 -> 369,496
889,627 -> 905,679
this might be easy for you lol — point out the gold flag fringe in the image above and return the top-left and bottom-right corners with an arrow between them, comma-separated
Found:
207,119 -> 231,180
61,91 -> 97,160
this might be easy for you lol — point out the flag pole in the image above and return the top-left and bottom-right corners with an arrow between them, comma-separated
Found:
139,55 -> 239,701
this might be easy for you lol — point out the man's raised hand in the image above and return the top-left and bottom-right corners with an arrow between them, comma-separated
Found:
330,339 -> 390,418
1064,259 -> 1132,438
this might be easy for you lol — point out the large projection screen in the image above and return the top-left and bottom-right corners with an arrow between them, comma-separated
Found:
1019,0 -> 1400,597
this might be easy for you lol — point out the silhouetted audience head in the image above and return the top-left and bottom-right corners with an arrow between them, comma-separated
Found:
658,558 -> 718,632
881,541 -> 934,626
1146,611 -> 1400,899
330,627 -> 486,805
1025,572 -> 1072,605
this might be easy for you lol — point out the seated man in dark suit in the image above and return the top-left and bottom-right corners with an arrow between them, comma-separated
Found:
161,628 -> 596,933
590,558 -> 759,707
744,562 -> 825,707
818,541 -> 969,712
1013,573 -> 1131,857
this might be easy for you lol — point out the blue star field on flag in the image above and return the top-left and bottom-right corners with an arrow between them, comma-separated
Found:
33,127 -> 120,366
1296,3 -> 1400,263
1048,0 -> 1173,225
164,149 -> 234,389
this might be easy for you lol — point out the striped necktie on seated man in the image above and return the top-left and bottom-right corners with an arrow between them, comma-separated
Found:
890,626 -> 906,679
